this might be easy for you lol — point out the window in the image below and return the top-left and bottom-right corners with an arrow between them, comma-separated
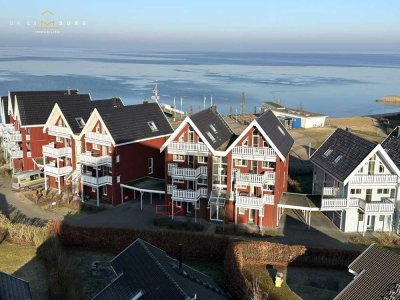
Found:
198,177 -> 207,185
334,155 -> 343,163
259,207 -> 264,217
96,125 -> 101,133
379,215 -> 385,222
277,126 -> 286,136
195,201 -> 200,210
379,162 -> 385,173
252,133 -> 259,147
206,131 -> 216,143
242,139 -> 248,147
91,186 -> 96,193
235,159 -> 247,167
116,154 -> 120,163
92,143 -> 100,151
239,207 -> 245,215
75,117 -> 85,128
358,213 -> 364,221
56,136 -> 63,143
147,121 -> 158,132
377,188 -> 389,194
262,161 -> 275,169
175,201 -> 182,208
350,189 -> 361,194
198,156 -> 208,164
103,185 -> 107,196
324,149 -> 333,157
178,134 -> 184,142
26,128 -> 30,135
263,140 -> 269,148
210,124 -> 218,134
26,142 -> 31,151
186,203 -> 191,213
117,176 -> 120,183
148,158 -> 153,174
188,130 -> 194,142
173,154 -> 185,162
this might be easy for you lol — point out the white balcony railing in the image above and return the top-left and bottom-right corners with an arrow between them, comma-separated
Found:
44,165 -> 73,176
8,132 -> 22,142
168,141 -> 208,156
80,152 -> 112,166
168,163 -> 207,179
350,174 -> 398,185
323,187 -> 344,198
81,173 -> 112,186
235,194 -> 274,209
171,187 -> 208,202
321,198 -> 360,210
232,146 -> 275,160
10,149 -> 23,159
85,132 -> 112,146
167,184 -> 177,194
48,125 -> 71,138
235,171 -> 275,185
359,198 -> 395,213
43,144 -> 72,157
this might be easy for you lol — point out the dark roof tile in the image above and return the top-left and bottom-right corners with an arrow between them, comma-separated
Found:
382,126 -> 400,169
0,271 -> 32,300
9,90 -> 78,110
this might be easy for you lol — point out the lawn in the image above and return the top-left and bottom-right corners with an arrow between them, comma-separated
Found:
66,248 -> 117,299
0,241 -> 49,299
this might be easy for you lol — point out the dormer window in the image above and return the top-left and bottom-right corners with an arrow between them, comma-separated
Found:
278,126 -> 286,136
75,117 -> 85,129
206,131 -> 216,143
148,121 -> 158,132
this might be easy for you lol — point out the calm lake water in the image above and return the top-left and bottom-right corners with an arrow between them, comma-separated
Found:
0,47 -> 400,117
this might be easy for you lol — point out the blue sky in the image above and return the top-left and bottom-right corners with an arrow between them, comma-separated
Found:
1,0 -> 399,52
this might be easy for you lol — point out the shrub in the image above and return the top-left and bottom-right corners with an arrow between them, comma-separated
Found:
0,213 -> 48,247
153,217 -> 204,232
0,168 -> 12,177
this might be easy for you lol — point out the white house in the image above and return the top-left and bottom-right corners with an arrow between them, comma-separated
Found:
311,128 -> 399,235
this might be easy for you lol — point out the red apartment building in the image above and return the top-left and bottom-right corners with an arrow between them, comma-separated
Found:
4,90 -> 92,171
160,107 -> 293,228
79,102 -> 173,206
42,98 -> 124,194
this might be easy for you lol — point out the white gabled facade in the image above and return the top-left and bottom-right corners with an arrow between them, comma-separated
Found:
314,145 -> 399,235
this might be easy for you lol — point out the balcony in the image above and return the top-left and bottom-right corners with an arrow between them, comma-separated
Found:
43,144 -> 72,158
8,132 -> 22,142
81,173 -> 112,186
350,174 -> 398,185
85,132 -> 112,146
322,187 -> 345,198
232,146 -> 275,160
168,141 -> 208,156
80,152 -> 112,166
171,187 -> 208,202
44,164 -> 73,176
10,149 -> 23,159
235,171 -> 275,186
168,163 -> 207,179
48,125 -> 71,138
321,198 -> 359,211
359,198 -> 395,213
235,194 -> 275,209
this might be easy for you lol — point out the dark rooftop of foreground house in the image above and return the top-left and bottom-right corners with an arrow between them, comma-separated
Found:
9,89 -> 79,110
0,271 -> 32,300
334,244 -> 400,300
382,126 -> 400,169
93,238 -> 229,300
310,128 -> 377,182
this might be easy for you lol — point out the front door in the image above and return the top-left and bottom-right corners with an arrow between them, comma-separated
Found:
366,189 -> 372,202
188,155 -> 194,168
249,209 -> 255,223
251,161 -> 257,173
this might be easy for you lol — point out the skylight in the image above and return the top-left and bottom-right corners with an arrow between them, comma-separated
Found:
334,155 -> 343,163
210,124 -> 218,134
75,117 -> 85,128
324,149 -> 333,157
147,121 -> 158,132
206,131 -> 216,143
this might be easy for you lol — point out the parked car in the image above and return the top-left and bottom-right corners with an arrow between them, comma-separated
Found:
12,170 -> 45,191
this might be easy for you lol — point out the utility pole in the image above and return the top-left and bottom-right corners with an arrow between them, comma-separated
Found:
241,92 -> 246,123
210,95 -> 213,107
151,80 -> 160,102
203,96 -> 206,110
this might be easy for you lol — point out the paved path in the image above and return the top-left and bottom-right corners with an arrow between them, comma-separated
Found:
0,177 -> 62,226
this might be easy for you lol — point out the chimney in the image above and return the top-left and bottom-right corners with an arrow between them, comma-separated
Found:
178,243 -> 183,270
143,98 -> 148,104
346,127 -> 352,132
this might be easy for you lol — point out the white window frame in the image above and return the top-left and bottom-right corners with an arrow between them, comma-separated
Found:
235,159 -> 247,167
259,207 -> 264,217
117,175 -> 120,183
148,158 -> 153,175
92,143 -> 100,151
188,130 -> 194,143
147,121 -> 159,132
116,154 -> 120,163
198,156 -> 207,164
173,154 -> 185,162
103,185 -> 108,196
239,207 -> 245,215
91,186 -> 96,193
175,201 -> 182,208
252,133 -> 259,147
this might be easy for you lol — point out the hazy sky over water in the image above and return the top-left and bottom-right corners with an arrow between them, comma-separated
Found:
1,0 -> 399,52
